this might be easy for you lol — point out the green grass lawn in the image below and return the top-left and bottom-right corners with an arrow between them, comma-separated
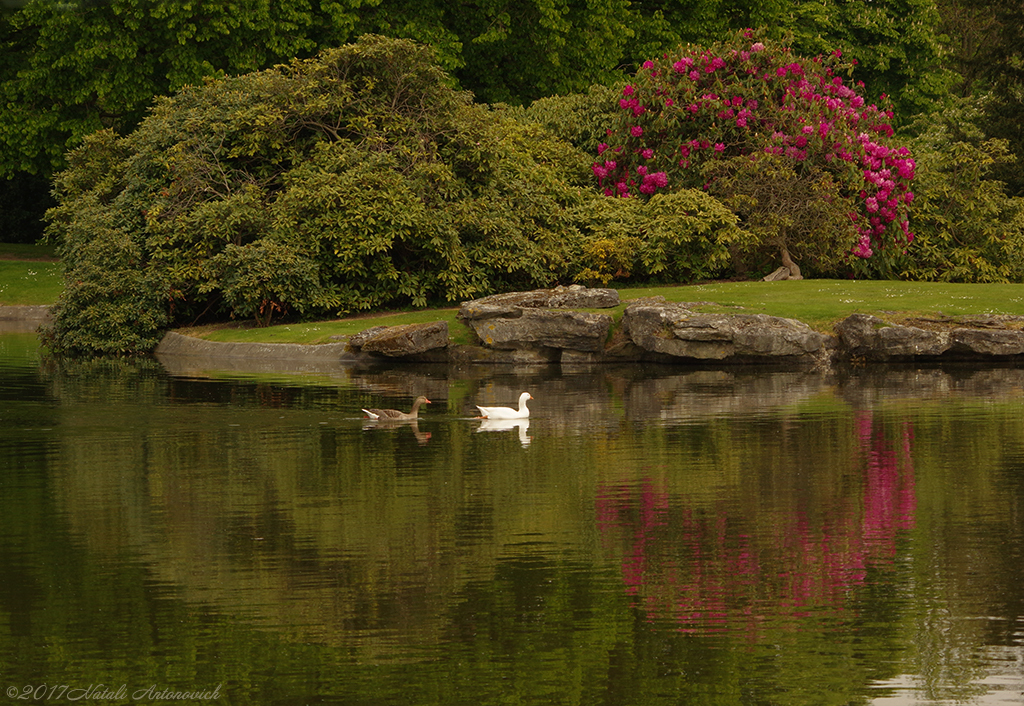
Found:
194,279 -> 1024,345
5,242 -> 1024,343
0,256 -> 63,306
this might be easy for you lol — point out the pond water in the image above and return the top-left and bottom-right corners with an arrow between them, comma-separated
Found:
1,330 -> 1022,705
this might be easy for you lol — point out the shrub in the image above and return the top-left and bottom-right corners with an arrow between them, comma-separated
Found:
594,30 -> 917,279
571,189 -> 742,286
521,85 -> 622,154
901,101 -> 1024,282
43,35 -> 597,355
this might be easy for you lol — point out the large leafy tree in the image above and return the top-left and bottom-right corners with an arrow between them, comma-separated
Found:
358,0 -> 637,105
0,0 -> 365,177
41,36 -> 599,355
622,0 -> 952,121
938,0 -> 1024,195
594,31 -> 917,278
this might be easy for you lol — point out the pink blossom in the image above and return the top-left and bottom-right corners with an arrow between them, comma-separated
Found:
641,148 -> 654,159
714,143 -> 725,152
673,58 -> 692,73
896,159 -> 915,180
631,125 -> 644,137
597,143 -> 608,155
751,42 -> 765,52
623,85 -> 635,97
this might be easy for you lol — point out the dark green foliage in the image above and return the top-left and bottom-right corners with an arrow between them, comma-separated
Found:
40,37 -> 591,354
937,0 -> 1024,195
522,85 -> 622,154
901,101 -> 1024,282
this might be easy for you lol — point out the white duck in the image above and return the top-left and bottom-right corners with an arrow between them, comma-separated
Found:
475,391 -> 532,420
362,396 -> 430,421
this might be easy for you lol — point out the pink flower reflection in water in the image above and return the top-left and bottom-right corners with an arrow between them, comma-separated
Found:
595,412 -> 916,635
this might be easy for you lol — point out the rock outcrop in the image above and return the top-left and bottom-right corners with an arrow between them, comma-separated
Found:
147,286 -> 1024,368
835,313 -> 1024,360
457,286 -> 617,354
623,302 -> 829,361
348,320 -> 449,357
461,309 -> 613,353
458,285 -> 619,320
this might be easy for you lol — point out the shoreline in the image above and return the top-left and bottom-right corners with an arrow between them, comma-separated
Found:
9,304 -> 1024,374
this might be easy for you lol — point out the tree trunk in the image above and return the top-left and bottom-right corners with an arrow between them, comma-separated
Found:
780,246 -> 802,280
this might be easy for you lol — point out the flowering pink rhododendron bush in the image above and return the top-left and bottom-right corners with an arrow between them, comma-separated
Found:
594,30 -> 916,277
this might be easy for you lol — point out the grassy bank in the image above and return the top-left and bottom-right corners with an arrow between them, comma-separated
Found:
192,279 -> 1024,345
0,244 -> 62,305
5,244 -> 1024,343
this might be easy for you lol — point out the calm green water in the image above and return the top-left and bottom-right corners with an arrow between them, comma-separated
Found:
1,330 -> 1022,706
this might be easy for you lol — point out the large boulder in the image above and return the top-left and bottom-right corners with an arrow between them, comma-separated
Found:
835,314 -> 950,359
624,303 -> 828,360
350,320 -> 449,357
950,328 -> 1024,356
459,285 -> 619,320
836,313 -> 1024,359
466,309 -> 613,353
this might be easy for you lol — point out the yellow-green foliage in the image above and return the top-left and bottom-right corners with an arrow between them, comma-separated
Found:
574,189 -> 741,286
903,133 -> 1024,283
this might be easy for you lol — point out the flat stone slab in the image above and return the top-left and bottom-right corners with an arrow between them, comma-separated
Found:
349,320 -> 449,357
835,313 -> 1024,360
459,285 -> 619,320
466,309 -> 613,353
624,303 -> 828,360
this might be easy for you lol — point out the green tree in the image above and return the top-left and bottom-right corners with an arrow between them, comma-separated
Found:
594,31 -> 917,278
784,0 -> 954,121
42,36 -> 603,355
901,98 -> 1024,282
624,0 -> 953,122
0,0 -> 365,178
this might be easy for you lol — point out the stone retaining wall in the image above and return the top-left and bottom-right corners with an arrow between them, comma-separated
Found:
12,286 -> 1024,369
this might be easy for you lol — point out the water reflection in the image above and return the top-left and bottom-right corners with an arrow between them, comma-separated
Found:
2,331 -> 1023,705
476,418 -> 531,447
594,411 -> 917,637
363,417 -> 433,445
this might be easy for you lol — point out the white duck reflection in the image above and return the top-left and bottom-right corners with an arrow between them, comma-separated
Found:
362,418 -> 432,445
476,417 -> 531,447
